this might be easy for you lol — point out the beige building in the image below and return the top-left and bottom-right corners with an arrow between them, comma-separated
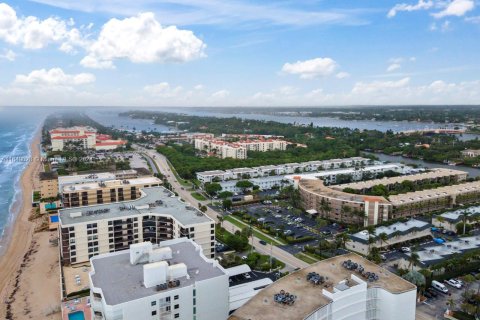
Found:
299,179 -> 391,226
50,126 -> 126,151
59,187 -> 215,265
335,168 -> 468,194
61,176 -> 162,208
39,171 -> 59,199
462,149 -> 480,157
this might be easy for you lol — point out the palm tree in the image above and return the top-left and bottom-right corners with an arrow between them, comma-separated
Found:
379,232 -> 389,250
336,232 -> 350,250
408,252 -> 420,270
218,215 -> 224,228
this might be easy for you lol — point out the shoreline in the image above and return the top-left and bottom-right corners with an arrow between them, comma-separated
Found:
0,126 -> 42,315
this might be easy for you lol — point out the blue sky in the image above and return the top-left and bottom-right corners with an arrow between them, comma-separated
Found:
0,0 -> 479,106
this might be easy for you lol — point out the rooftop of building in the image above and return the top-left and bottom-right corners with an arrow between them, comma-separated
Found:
196,157 -> 371,177
90,239 -> 225,306
334,168 -> 468,191
229,253 -> 415,320
285,163 -> 404,182
59,186 -> 212,226
389,180 -> 480,205
415,235 -> 480,266
435,205 -> 480,223
58,170 -> 141,188
299,179 -> 389,204
350,219 -> 431,242
39,171 -> 59,181
61,176 -> 162,193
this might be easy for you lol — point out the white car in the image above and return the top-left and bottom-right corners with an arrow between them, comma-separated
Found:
401,247 -> 411,253
446,279 -> 462,289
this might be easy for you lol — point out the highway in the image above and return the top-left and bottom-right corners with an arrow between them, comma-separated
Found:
136,145 -> 309,269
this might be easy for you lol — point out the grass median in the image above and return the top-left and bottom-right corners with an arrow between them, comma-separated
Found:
224,215 -> 286,246
191,192 -> 207,201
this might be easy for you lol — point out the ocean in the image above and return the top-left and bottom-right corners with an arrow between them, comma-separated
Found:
0,108 -> 46,245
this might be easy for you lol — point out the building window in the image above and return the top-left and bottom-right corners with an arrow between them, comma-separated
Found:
151,301 -> 156,306
174,295 -> 179,300
151,310 -> 157,316
174,314 -> 179,318
166,297 -> 170,302
174,304 -> 179,309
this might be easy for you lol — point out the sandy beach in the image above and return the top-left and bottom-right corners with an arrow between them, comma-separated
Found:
0,129 -> 61,319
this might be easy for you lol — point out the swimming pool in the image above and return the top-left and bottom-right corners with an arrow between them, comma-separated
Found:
68,311 -> 85,320
49,215 -> 59,223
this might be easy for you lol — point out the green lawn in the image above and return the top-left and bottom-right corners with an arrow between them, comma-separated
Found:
191,192 -> 207,201
294,252 -> 320,264
224,215 -> 286,245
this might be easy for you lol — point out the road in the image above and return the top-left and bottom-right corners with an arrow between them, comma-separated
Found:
137,145 -> 309,269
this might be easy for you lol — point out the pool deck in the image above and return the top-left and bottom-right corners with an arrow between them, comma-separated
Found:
62,297 -> 91,320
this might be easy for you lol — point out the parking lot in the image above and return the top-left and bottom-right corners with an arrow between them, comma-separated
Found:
230,202 -> 345,254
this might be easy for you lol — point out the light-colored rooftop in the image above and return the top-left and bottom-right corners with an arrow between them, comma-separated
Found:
230,253 -> 415,320
90,239 -> 225,305
415,236 -> 480,264
59,186 -> 212,226
351,219 -> 430,241
436,205 -> 480,222
389,180 -> 480,205
61,176 -> 161,193
58,170 -> 139,189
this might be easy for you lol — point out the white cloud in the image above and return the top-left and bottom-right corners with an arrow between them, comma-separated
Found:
14,68 -> 95,86
336,72 -> 350,79
0,2 -> 86,50
0,48 -> 15,61
143,82 -> 183,98
282,57 -> 338,79
194,84 -> 204,90
432,0 -> 475,18
465,15 -> 480,23
430,20 -> 452,31
387,0 -> 434,18
352,77 -> 410,94
82,12 -> 206,69
387,63 -> 401,72
211,90 -> 230,99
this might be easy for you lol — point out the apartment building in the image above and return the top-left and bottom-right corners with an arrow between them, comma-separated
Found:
335,168 -> 468,194
50,126 -> 126,151
58,187 -> 215,264
39,171 -> 59,198
61,176 -> 162,208
89,239 -> 229,320
347,219 -> 431,255
299,179 -> 391,226
58,170 -> 144,190
461,149 -> 480,157
196,157 -> 371,184
230,253 -> 417,320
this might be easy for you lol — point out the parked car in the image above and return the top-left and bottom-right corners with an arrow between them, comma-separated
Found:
426,288 -> 438,298
401,247 -> 411,253
259,240 -> 267,245
445,279 -> 462,289
241,256 -> 247,260
432,280 -> 449,294
322,230 -> 332,236
244,273 -> 251,279
380,254 -> 387,261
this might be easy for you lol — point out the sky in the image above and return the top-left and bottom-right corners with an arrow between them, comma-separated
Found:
0,0 -> 479,107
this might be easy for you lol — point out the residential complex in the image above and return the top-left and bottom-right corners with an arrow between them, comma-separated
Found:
196,157 -> 371,184
229,253 -> 417,320
50,126 -> 127,151
346,219 -> 431,255
194,136 -> 288,159
58,186 -> 216,264
335,168 -> 467,193
89,239 -> 272,320
39,171 -> 59,199
299,168 -> 480,225
413,236 -> 480,267
89,239 -> 229,320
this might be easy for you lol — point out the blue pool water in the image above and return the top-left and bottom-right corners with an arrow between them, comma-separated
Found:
46,203 -> 57,210
49,215 -> 59,223
68,311 -> 85,320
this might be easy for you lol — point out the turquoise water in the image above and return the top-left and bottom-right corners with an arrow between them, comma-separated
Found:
68,311 -> 85,320
0,107 -> 46,245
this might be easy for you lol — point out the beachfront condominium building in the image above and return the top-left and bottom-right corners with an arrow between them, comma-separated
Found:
229,253 -> 417,320
50,126 -> 127,151
89,239 -> 229,320
58,187 -> 215,264
61,176 -> 162,208
346,219 -> 431,255
39,171 -> 59,199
